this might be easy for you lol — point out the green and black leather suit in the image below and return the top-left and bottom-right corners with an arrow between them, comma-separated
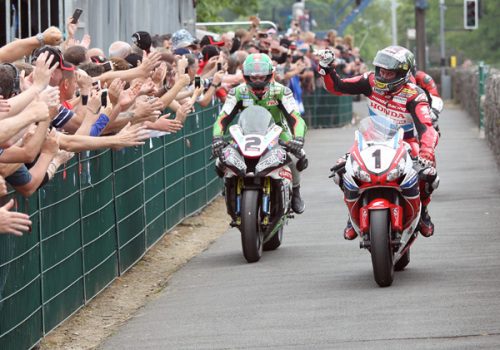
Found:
213,81 -> 307,187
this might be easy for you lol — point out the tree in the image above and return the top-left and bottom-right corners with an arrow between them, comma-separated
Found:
197,0 -> 260,23
396,0 -> 500,67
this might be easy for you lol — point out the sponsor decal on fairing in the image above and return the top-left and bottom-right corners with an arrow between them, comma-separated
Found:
256,155 -> 280,172
279,169 -> 292,180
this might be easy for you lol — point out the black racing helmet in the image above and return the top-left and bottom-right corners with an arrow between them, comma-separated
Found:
373,46 -> 414,93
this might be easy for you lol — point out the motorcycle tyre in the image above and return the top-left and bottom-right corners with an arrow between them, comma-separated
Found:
263,226 -> 283,251
370,209 -> 394,287
241,190 -> 263,263
395,249 -> 410,271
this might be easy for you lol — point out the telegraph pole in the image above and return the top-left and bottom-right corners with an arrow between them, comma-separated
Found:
415,0 -> 428,70
440,0 -> 451,99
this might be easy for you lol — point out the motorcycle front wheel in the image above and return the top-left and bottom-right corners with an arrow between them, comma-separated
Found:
370,209 -> 394,287
395,249 -> 410,271
241,190 -> 263,263
263,226 -> 283,251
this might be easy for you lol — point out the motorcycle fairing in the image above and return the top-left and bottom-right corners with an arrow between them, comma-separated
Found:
359,199 -> 403,233
229,124 -> 282,158
255,144 -> 292,177
221,146 -> 247,177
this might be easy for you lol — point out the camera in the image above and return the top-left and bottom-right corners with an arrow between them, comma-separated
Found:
100,89 -> 108,107
102,61 -> 113,72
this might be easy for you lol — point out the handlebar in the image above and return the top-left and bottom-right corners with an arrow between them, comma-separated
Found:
209,141 -> 230,161
279,139 -> 308,171
278,139 -> 306,159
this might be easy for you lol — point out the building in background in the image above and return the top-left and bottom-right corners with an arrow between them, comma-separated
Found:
1,0 -> 196,52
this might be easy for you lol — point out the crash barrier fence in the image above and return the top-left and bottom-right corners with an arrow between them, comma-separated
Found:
446,65 -> 500,167
0,88 -> 352,350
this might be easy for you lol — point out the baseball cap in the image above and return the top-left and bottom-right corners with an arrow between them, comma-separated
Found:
124,53 -> 143,68
200,35 -> 225,47
131,31 -> 152,52
279,38 -> 297,50
173,48 -> 191,56
33,46 -> 74,71
91,55 -> 106,64
171,29 -> 197,49
201,45 -> 220,62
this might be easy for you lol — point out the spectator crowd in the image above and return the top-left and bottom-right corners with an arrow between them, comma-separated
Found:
0,14 -> 367,237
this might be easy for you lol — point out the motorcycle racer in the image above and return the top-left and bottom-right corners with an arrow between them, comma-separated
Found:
212,53 -> 308,214
318,46 -> 440,239
411,66 -> 444,136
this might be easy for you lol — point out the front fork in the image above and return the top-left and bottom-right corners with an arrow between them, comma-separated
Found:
234,177 -> 271,227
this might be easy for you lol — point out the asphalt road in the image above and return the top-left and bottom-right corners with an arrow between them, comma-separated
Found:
100,102 -> 500,350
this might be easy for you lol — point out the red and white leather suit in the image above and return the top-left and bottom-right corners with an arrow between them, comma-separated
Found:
319,68 -> 440,206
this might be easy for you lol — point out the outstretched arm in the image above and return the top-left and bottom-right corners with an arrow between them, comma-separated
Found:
0,27 -> 63,63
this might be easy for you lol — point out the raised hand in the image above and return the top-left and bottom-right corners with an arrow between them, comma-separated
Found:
41,128 -> 60,156
152,113 -> 183,133
108,78 -> 125,106
315,49 -> 336,68
42,26 -> 63,46
0,199 -> 32,236
32,51 -> 58,91
39,86 -> 60,108
114,122 -> 150,148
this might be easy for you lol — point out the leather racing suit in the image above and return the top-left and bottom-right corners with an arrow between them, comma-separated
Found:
319,66 -> 439,208
213,81 -> 307,188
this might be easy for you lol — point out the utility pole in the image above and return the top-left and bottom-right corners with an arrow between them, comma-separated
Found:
440,0 -> 451,99
414,0 -> 428,70
392,0 -> 397,45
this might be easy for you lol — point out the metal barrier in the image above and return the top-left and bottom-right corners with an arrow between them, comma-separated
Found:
478,61 -> 490,131
303,87 -> 353,128
0,103 -> 223,350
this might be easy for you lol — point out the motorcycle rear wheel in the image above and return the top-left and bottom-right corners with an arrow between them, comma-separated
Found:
241,190 -> 263,263
370,209 -> 394,287
263,226 -> 283,251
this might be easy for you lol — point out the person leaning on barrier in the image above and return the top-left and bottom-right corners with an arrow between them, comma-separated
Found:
0,175 -> 32,237
176,54 -> 225,108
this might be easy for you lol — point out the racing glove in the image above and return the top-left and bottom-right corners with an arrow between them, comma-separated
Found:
211,135 -> 224,158
418,147 -> 435,169
287,137 -> 304,154
329,153 -> 349,187
315,49 -> 336,75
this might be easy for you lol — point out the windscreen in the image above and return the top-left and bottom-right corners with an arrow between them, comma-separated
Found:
238,106 -> 275,135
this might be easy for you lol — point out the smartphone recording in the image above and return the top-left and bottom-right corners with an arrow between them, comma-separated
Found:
71,8 -> 83,24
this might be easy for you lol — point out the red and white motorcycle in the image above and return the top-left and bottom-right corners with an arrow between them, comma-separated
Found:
333,116 -> 422,287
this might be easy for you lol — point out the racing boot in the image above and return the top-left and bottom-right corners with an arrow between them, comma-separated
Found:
291,185 -> 305,214
419,205 -> 434,237
344,218 -> 358,240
